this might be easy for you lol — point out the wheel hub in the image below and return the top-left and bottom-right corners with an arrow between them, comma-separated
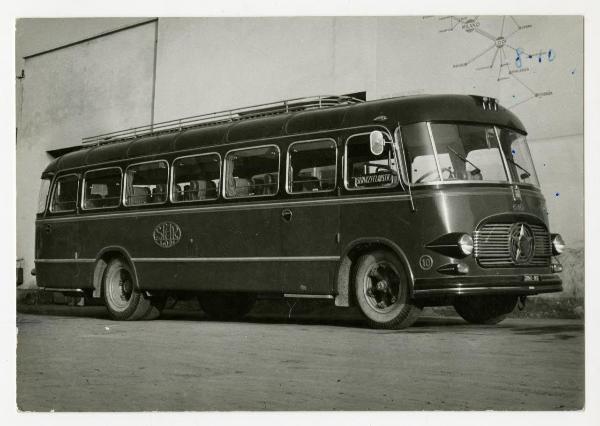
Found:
376,280 -> 389,291
364,262 -> 401,313
118,278 -> 132,301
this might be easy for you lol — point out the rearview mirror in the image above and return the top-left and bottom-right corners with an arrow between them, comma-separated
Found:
369,131 -> 385,156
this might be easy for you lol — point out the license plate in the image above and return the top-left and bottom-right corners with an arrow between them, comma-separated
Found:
523,275 -> 540,282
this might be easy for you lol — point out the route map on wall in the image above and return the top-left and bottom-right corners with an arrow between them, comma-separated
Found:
424,15 -> 554,110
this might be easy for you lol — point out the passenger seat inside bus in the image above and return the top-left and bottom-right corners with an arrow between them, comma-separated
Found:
130,186 -> 151,205
234,178 -> 251,197
293,175 -> 321,192
86,193 -> 102,208
187,179 -> 217,200
251,173 -> 278,195
152,184 -> 167,203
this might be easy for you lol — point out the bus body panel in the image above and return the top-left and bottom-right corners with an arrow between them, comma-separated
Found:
35,218 -> 81,289
280,202 -> 340,294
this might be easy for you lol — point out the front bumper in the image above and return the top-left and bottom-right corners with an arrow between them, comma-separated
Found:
412,273 -> 562,298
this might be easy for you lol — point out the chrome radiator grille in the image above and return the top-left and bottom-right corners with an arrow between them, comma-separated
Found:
473,223 -> 551,267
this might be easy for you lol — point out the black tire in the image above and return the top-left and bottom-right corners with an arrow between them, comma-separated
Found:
139,293 -> 167,320
102,258 -> 162,321
198,292 -> 256,321
453,295 -> 518,325
354,250 -> 422,329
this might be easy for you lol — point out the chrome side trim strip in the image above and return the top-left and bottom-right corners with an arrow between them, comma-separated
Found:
35,258 -> 95,263
413,284 -> 562,297
283,294 -> 334,299
131,256 -> 340,263
39,287 -> 85,293
36,193 -> 411,223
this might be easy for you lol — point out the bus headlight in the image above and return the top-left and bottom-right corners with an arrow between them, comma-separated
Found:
458,234 -> 474,256
551,233 -> 565,255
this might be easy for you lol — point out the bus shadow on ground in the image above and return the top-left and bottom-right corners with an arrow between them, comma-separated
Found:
16,303 -> 583,337
16,302 -> 466,330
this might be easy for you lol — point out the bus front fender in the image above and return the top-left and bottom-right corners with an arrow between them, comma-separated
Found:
335,237 -> 415,307
92,246 -> 140,298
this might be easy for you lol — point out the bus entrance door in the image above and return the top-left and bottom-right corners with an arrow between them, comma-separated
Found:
280,203 -> 340,295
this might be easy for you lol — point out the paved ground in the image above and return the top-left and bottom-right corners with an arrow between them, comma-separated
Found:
16,305 -> 584,411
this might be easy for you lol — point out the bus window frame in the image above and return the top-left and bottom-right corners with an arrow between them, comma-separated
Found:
343,130 -> 400,192
81,166 -> 123,211
222,144 -> 281,200
170,152 -> 222,204
123,159 -> 170,207
397,122 -> 518,188
48,173 -> 80,214
285,138 -> 338,195
37,177 -> 53,215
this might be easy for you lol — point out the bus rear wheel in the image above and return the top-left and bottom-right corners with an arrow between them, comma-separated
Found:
198,292 -> 256,321
102,258 -> 163,321
354,250 -> 422,329
453,295 -> 518,325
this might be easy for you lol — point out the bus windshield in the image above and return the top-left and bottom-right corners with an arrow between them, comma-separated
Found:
399,122 -> 538,186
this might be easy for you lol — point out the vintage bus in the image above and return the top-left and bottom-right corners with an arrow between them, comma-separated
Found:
34,94 -> 565,329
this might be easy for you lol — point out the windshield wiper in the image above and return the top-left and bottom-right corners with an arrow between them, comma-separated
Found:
447,147 -> 481,176
506,157 -> 531,179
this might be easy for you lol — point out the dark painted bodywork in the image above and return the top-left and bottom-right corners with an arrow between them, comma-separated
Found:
35,94 -> 561,303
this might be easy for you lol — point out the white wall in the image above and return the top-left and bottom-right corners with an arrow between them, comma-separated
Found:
16,21 -> 156,287
153,17 -> 378,121
529,134 -> 584,247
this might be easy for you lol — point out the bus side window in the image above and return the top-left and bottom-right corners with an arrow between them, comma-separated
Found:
171,153 -> 221,203
345,133 -> 399,190
37,178 -> 51,214
82,167 -> 122,210
124,161 -> 169,206
49,174 -> 79,213
224,145 -> 280,198
287,139 -> 337,194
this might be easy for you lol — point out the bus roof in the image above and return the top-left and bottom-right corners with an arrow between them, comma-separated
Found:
42,94 -> 526,176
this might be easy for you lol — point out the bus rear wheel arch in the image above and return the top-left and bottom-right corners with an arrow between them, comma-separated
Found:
353,249 -> 422,329
102,257 -> 164,321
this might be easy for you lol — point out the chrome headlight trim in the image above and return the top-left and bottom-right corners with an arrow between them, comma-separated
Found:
551,233 -> 565,255
458,234 -> 474,256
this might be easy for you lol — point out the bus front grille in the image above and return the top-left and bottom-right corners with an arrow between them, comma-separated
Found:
473,223 -> 551,268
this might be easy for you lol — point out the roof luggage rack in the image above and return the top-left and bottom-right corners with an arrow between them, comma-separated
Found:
81,94 -> 364,146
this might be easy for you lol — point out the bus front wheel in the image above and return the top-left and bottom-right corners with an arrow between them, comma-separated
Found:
198,292 -> 256,321
354,250 -> 422,329
102,258 -> 163,321
453,295 -> 518,325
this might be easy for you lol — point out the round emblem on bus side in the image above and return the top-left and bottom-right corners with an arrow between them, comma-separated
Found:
153,221 -> 182,248
419,255 -> 434,270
